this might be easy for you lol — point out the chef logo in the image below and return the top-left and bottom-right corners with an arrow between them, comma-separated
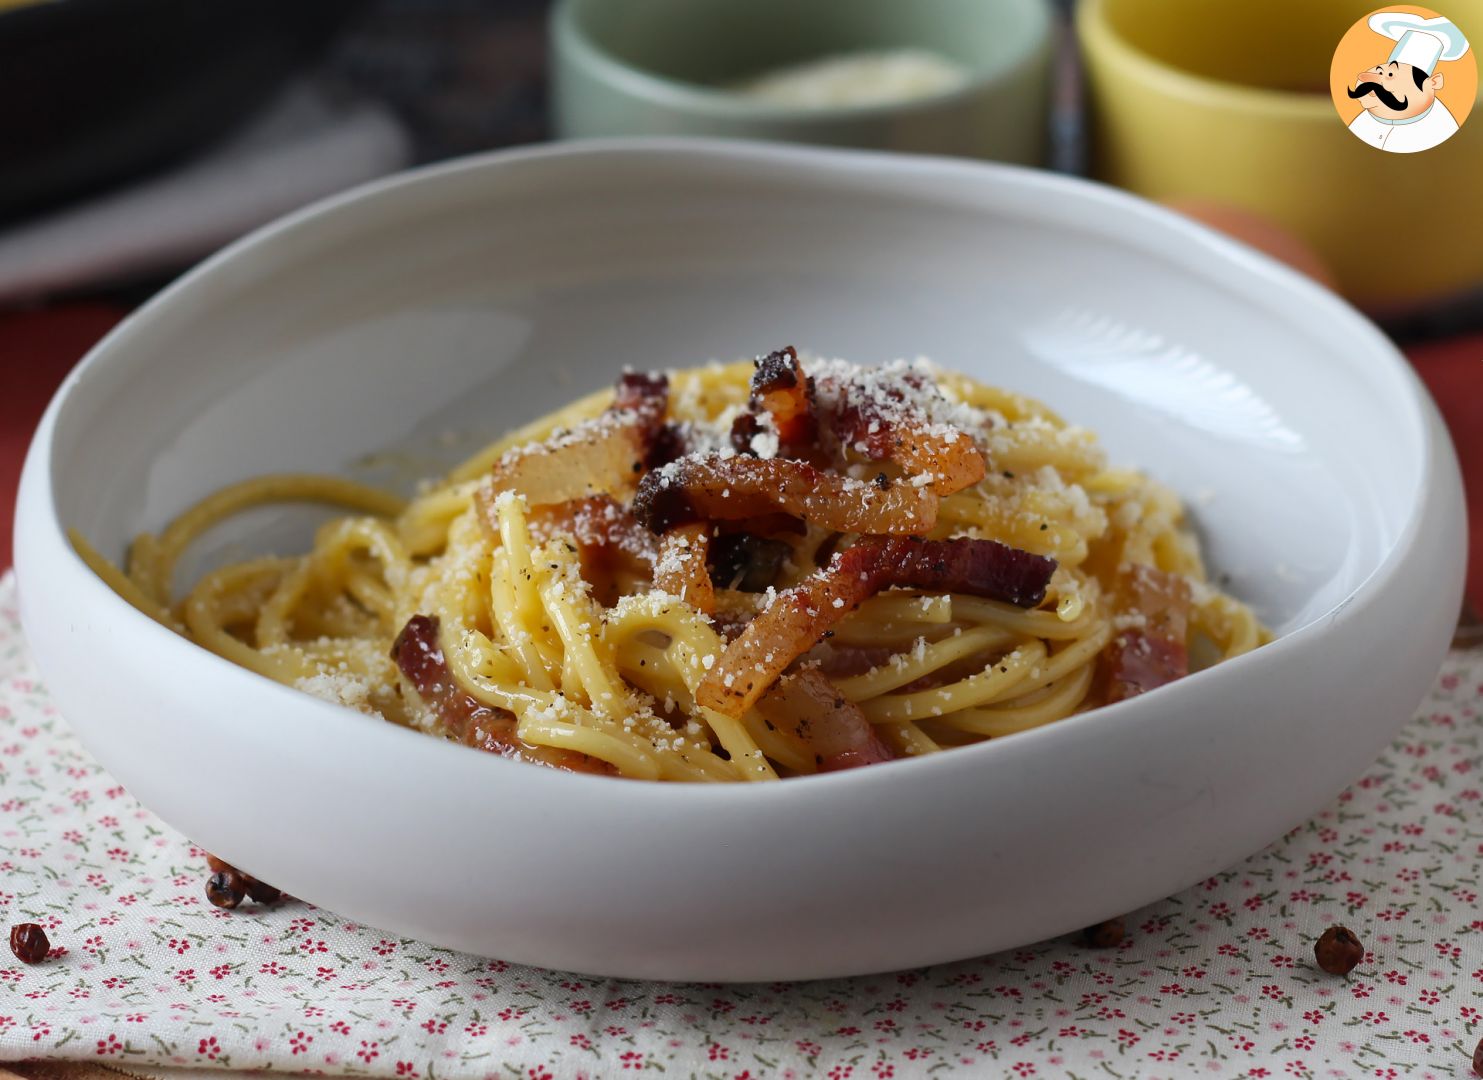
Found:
1331,6 -> 1474,153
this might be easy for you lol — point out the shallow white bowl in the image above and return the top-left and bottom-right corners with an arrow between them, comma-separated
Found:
15,140 -> 1465,981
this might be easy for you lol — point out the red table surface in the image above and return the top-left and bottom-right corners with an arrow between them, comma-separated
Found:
1,305 -> 1480,612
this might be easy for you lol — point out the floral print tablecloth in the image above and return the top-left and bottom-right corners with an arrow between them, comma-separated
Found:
1,572 -> 1481,1079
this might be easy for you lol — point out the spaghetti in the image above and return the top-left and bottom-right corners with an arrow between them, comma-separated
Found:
75,350 -> 1268,782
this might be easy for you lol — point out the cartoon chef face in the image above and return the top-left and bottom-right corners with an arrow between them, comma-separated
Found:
1349,13 -> 1468,120
1348,58 -> 1445,120
1337,10 -> 1472,154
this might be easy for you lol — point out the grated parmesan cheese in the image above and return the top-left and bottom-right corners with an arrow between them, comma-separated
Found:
296,671 -> 380,719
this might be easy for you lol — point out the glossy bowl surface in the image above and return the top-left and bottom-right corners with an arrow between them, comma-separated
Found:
15,140 -> 1464,981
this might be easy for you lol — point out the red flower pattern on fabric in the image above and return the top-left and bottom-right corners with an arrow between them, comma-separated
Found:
0,577 -> 1477,1075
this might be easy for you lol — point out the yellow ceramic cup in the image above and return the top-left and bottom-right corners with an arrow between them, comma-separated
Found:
1078,0 -> 1483,309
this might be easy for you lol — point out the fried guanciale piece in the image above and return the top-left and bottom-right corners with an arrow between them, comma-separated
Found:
754,667 -> 895,772
869,536 -> 1054,607
487,371 -> 669,505
652,522 -> 715,614
748,346 -> 817,454
611,370 -> 668,435
697,536 -> 1056,718
391,614 -> 614,774
632,453 -> 938,535
1101,564 -> 1191,703
823,370 -> 986,495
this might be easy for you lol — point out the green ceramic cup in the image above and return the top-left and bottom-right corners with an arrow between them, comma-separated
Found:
551,0 -> 1055,165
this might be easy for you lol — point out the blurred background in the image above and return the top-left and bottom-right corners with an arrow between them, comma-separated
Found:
1,0 -> 1479,613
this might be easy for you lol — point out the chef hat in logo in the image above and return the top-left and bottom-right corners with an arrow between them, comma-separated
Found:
1369,12 -> 1471,74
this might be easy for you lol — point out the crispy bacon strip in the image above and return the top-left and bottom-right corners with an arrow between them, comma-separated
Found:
824,370 -> 986,494
811,643 -> 901,678
722,513 -> 806,538
867,536 -> 1055,607
612,370 -> 668,434
697,542 -> 883,718
488,371 -> 669,506
750,346 -> 816,453
646,422 -> 688,469
696,536 -> 1056,718
729,410 -> 765,456
486,418 -> 645,505
652,523 -> 715,614
391,614 -> 613,774
632,453 -> 938,535
754,667 -> 895,772
892,426 -> 985,494
1102,565 -> 1191,703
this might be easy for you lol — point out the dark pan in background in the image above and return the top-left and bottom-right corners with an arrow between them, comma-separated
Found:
0,0 -> 366,225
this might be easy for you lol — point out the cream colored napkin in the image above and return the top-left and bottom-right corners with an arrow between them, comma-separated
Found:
2,569 -> 1480,1077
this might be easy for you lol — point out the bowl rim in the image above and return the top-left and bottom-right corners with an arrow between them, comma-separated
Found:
15,137 -> 1452,806
550,0 -> 1055,122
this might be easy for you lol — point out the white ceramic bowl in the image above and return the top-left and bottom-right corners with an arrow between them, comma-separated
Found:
14,140 -> 1465,982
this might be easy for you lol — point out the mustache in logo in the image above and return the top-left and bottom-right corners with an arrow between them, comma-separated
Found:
1348,80 -> 1410,111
